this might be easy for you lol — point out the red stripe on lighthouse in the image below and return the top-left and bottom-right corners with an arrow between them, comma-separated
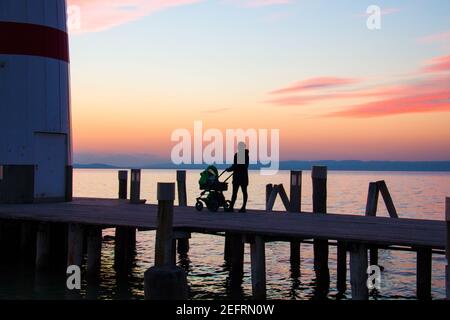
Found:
0,22 -> 69,63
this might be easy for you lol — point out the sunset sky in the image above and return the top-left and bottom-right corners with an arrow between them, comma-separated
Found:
68,0 -> 450,166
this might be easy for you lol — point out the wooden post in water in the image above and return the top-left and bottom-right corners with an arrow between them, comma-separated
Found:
35,223 -> 51,271
130,169 -> 142,204
118,170 -> 128,200
67,223 -> 84,267
312,166 -> 330,296
20,222 -> 36,261
446,197 -> 450,300
116,170 -> 137,270
289,171 -> 302,266
230,234 -> 245,289
250,236 -> 266,300
416,247 -> 432,300
176,170 -> 190,255
366,182 -> 379,266
86,226 -> 102,277
350,243 -> 369,300
144,183 -> 188,300
336,241 -> 347,294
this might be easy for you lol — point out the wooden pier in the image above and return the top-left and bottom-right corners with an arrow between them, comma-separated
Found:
0,168 -> 449,300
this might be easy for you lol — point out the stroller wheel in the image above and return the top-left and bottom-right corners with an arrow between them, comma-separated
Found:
195,201 -> 204,211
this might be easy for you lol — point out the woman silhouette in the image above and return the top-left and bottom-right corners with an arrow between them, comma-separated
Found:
225,142 -> 249,213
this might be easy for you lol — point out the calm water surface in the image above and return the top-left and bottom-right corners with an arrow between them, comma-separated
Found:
1,169 -> 449,300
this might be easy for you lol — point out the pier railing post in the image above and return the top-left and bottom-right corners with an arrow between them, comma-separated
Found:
118,170 -> 128,200
176,170 -> 190,255
445,197 -> 449,300
130,169 -> 141,204
265,184 -> 273,212
312,166 -> 330,296
144,183 -> 188,300
250,236 -> 266,300
289,171 -> 302,267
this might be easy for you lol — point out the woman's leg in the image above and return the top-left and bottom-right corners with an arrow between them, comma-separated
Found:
230,184 -> 239,210
240,185 -> 248,212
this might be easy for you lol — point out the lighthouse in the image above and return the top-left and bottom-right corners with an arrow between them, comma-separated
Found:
0,0 -> 72,203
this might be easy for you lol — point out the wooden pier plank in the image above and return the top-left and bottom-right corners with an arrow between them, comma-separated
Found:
0,198 -> 446,250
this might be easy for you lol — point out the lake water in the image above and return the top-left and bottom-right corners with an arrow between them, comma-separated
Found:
1,169 -> 449,300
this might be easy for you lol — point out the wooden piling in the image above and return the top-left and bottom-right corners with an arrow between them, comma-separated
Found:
118,170 -> 128,200
144,182 -> 188,300
86,226 -> 102,277
130,169 -> 141,204
67,223 -> 84,267
446,197 -> 450,300
250,236 -> 266,300
154,183 -> 176,266
312,166 -> 330,295
366,182 -> 379,266
349,243 -> 368,300
289,171 -> 302,266
416,247 -> 432,300
35,223 -> 51,271
176,170 -> 190,255
336,241 -> 347,294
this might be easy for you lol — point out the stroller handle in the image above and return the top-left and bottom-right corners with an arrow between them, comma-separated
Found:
218,169 -> 234,183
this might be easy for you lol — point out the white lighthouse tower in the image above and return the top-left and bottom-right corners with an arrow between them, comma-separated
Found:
0,0 -> 72,203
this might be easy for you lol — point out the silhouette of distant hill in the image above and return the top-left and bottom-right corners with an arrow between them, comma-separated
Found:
74,160 -> 450,172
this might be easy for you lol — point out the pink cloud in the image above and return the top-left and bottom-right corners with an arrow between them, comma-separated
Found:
67,0 -> 202,33
326,88 -> 450,118
418,30 -> 450,45
223,0 -> 291,8
422,54 -> 450,73
270,77 -> 361,95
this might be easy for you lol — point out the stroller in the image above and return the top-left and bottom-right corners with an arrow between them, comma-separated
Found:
195,165 -> 233,212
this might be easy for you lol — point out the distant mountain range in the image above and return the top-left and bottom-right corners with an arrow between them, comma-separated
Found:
73,160 -> 450,172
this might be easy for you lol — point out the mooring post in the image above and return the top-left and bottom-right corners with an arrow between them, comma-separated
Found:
250,236 -> 266,300
350,243 -> 369,300
176,170 -> 190,255
144,183 -> 188,300
366,182 -> 379,266
67,223 -> 84,267
446,197 -> 450,300
86,226 -> 102,277
118,170 -> 128,200
337,241 -> 347,294
416,247 -> 432,300
312,166 -> 330,296
289,171 -> 302,266
130,169 -> 141,204
35,223 -> 51,271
